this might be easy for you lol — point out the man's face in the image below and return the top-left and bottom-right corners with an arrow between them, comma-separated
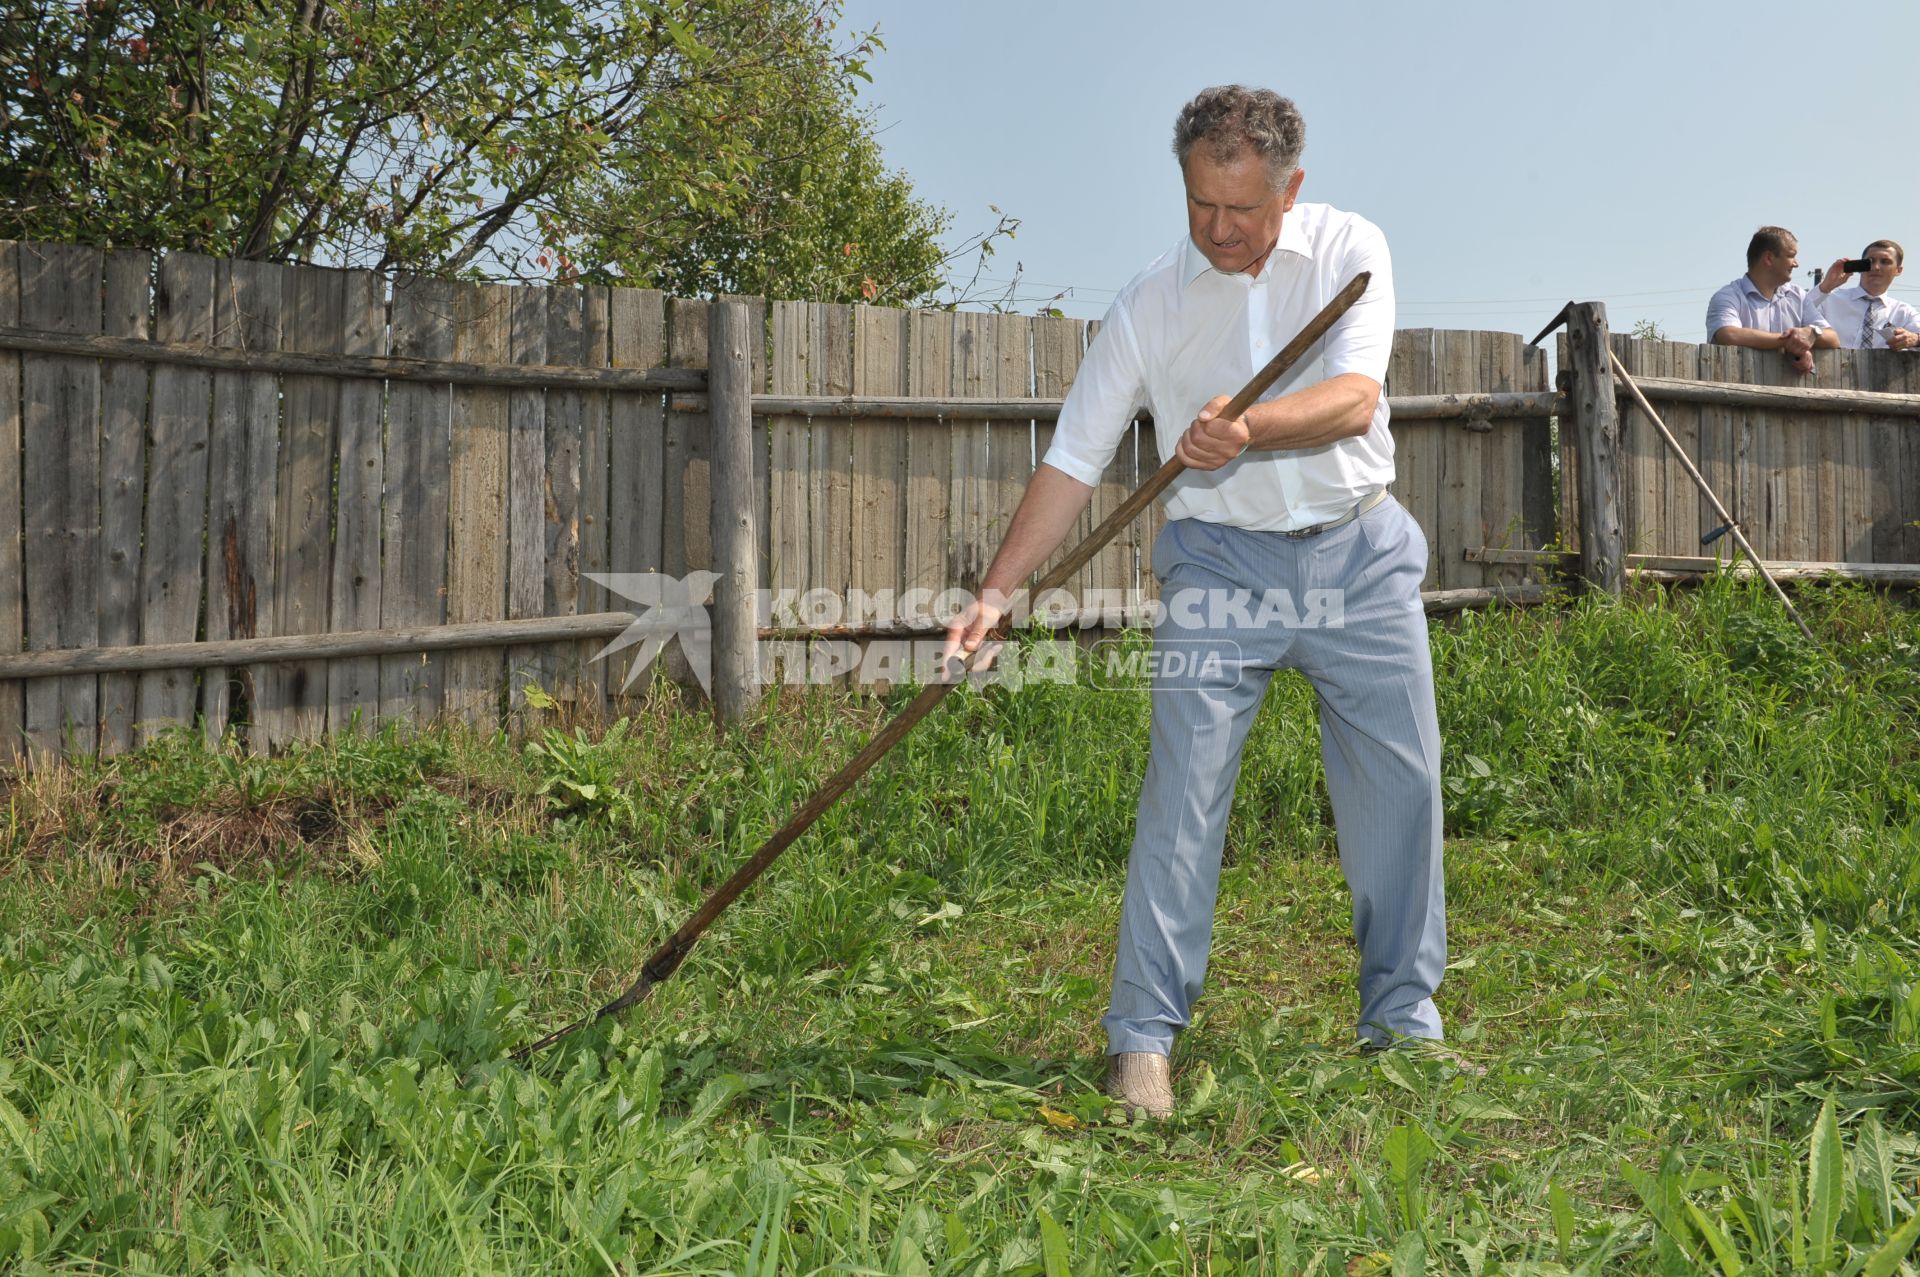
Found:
1860,246 -> 1903,295
1754,240 -> 1799,289
1183,148 -> 1302,276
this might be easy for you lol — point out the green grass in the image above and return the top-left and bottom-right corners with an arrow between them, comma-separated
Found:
2,573 -> 1918,1274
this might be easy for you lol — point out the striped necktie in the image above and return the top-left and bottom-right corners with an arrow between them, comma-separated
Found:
1863,295 -> 1882,349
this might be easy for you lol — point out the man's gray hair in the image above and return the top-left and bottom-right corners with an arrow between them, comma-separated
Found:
1172,86 -> 1306,189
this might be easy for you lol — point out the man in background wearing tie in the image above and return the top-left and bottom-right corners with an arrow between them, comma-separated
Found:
1811,241 -> 1920,350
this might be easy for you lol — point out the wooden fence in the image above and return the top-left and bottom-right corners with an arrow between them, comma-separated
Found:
4,243 -> 1917,769
757,305 -> 1554,618
1598,337 -> 1920,566
0,241 -> 730,763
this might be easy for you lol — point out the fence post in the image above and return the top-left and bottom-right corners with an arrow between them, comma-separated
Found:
1565,302 -> 1625,594
707,300 -> 759,726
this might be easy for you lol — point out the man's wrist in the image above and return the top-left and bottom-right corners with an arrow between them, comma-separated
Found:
1241,398 -> 1282,449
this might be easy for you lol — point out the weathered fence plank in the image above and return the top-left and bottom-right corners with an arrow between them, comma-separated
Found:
21,242 -> 103,758
808,304 -> 855,607
850,306 -> 908,612
98,249 -> 152,753
1895,356 -> 1920,566
1133,317 -> 1168,592
1478,334 -> 1525,589
664,297 -> 714,583
0,243 -> 23,765
1388,330 -> 1441,587
326,269 -> 387,736
1619,336 -> 1661,557
768,300 -> 810,626
1902,355 -> 1920,567
263,264 -> 344,748
729,293 -> 770,591
446,283 -> 512,726
576,285 -> 613,712
1693,345 -> 1731,551
204,259 -> 284,748
1813,348 -> 1845,561
903,309 -> 955,603
1437,331 -> 1481,590
1651,337 -> 1681,556
606,287 -> 666,698
380,275 -> 453,728
1030,314 -> 1098,602
985,313 -> 1033,592
1838,353 -> 1875,559
1780,351 -> 1817,562
506,286 -> 550,710
137,252 -> 216,745
663,296 -> 715,689
542,287 -> 585,705
949,312 -> 995,591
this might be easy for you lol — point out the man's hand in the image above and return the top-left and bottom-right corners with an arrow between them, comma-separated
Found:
1889,328 -> 1920,351
941,587 -> 1015,673
1788,348 -> 1815,375
1176,395 -> 1252,471
1782,326 -> 1815,357
1818,258 -> 1853,293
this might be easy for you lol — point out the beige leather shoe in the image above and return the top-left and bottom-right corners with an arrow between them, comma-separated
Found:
1104,1051 -> 1175,1120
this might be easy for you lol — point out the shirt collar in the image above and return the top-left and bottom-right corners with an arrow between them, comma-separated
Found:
1179,213 -> 1314,290
1742,273 -> 1794,302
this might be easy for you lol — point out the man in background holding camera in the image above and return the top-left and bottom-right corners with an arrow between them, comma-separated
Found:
1707,226 -> 1837,375
1809,241 -> 1920,351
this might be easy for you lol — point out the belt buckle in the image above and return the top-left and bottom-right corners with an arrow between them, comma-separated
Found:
1279,520 -> 1327,540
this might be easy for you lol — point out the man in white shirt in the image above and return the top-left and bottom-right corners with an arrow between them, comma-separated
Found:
944,86 -> 1448,1118
1809,240 -> 1920,350
1706,227 -> 1837,375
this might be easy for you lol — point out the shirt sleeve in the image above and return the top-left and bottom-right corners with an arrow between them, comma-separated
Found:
1805,288 -> 1835,319
1705,284 -> 1742,340
1798,289 -> 1832,331
1320,220 -> 1394,384
1040,300 -> 1146,487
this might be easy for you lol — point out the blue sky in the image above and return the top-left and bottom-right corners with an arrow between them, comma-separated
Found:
835,1 -> 1920,340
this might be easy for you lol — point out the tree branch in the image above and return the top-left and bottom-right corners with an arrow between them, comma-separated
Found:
239,0 -> 328,257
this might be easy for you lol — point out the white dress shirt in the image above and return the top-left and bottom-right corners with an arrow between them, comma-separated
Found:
1042,201 -> 1395,532
1705,274 -> 1831,342
1805,283 -> 1920,349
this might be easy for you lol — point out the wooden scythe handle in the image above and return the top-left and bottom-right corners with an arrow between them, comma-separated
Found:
509,271 -> 1372,1062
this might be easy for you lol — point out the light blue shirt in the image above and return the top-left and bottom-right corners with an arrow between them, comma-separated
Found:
1706,274 -> 1830,342
1805,284 -> 1920,350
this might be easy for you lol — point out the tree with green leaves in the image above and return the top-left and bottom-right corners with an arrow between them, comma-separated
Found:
0,0 -> 977,303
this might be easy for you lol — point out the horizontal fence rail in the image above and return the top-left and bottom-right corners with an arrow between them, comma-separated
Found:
0,587 -> 1566,681
665,388 -> 1565,422
0,324 -> 708,392
1621,373 -> 1920,419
